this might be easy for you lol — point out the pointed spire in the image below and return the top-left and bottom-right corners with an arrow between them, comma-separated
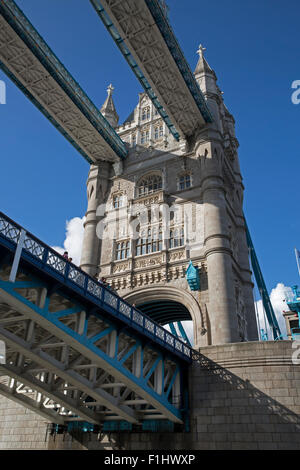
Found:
101,84 -> 119,128
194,44 -> 215,77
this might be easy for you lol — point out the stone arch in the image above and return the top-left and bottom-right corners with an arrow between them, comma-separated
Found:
123,285 -> 205,347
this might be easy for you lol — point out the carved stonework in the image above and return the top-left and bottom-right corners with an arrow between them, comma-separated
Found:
134,190 -> 165,207
229,225 -> 238,261
234,279 -> 247,341
134,255 -> 164,269
112,263 -> 130,274
169,249 -> 185,262
168,265 -> 186,280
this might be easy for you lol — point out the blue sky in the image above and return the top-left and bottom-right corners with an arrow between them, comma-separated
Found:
1,0 -> 300,300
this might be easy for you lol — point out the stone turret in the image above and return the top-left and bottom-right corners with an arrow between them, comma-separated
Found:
80,45 -> 258,347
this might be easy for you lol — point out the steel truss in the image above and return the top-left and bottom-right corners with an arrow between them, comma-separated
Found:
91,0 -> 213,139
0,212 -> 190,426
0,0 -> 127,163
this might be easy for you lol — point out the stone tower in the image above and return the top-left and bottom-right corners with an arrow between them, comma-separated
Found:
80,47 -> 258,347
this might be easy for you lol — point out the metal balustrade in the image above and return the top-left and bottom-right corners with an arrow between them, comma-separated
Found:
0,212 -> 192,361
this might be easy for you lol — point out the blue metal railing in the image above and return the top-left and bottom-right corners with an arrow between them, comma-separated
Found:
0,211 -> 192,362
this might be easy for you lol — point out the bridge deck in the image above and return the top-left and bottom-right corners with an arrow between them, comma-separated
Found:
0,212 -> 191,427
91,0 -> 213,139
0,0 -> 127,164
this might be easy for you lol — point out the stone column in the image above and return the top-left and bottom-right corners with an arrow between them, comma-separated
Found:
201,151 -> 239,345
236,215 -> 259,341
80,162 -> 111,276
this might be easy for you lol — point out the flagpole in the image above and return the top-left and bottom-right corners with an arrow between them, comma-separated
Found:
295,248 -> 300,277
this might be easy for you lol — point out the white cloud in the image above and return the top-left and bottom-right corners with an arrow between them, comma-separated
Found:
255,282 -> 293,340
52,216 -> 85,266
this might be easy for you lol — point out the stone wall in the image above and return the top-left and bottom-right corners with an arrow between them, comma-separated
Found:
0,393 -> 49,450
0,340 -> 299,450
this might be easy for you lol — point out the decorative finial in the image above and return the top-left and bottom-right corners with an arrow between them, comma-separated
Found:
197,44 -> 206,58
107,83 -> 114,95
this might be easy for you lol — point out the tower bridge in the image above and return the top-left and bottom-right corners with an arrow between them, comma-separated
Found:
0,0 -> 299,451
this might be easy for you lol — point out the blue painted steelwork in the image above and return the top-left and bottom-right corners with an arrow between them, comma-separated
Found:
67,421 -> 95,433
169,323 -> 178,337
186,261 -> 200,291
287,285 -> 300,317
260,329 -> 269,341
103,420 -> 132,432
169,322 -> 191,347
90,0 -> 180,141
142,420 -> 174,432
244,217 -> 282,340
0,0 -> 127,162
285,285 -> 300,339
0,211 -> 192,424
0,211 -> 192,363
177,322 -> 192,347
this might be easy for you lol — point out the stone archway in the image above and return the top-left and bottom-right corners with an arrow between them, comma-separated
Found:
123,285 -> 206,347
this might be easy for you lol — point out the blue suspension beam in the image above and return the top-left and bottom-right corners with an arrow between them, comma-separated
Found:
244,217 -> 282,340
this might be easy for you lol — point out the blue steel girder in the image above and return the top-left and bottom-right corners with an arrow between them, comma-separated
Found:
0,211 -> 191,426
0,0 -> 127,163
91,0 -> 213,139
244,216 -> 282,340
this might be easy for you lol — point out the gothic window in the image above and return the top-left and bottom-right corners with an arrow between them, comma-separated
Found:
113,194 -> 124,209
116,241 -> 130,260
138,174 -> 162,197
141,106 -> 150,121
141,128 -> 150,145
154,124 -> 164,140
178,173 -> 191,190
169,227 -> 184,249
136,226 -> 163,256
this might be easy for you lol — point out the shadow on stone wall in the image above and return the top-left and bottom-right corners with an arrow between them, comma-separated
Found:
47,348 -> 300,450
189,351 -> 300,450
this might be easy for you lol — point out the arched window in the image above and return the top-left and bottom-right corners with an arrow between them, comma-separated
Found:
116,241 -> 130,260
136,226 -> 162,256
178,173 -> 191,191
141,106 -> 150,121
132,134 -> 136,147
137,174 -> 162,197
169,227 -> 184,249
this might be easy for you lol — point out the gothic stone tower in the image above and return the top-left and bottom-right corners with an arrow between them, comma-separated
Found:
80,48 -> 258,347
